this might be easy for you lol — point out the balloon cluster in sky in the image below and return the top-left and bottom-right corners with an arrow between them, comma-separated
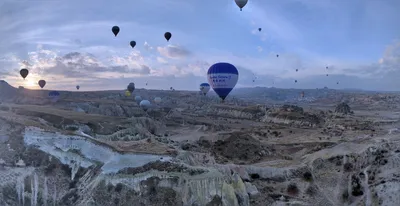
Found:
17,0 -> 337,105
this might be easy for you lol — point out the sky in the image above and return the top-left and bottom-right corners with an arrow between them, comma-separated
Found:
1,0 -> 400,91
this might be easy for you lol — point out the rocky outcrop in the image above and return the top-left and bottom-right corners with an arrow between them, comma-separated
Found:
262,105 -> 323,127
203,105 -> 266,120
335,102 -> 352,114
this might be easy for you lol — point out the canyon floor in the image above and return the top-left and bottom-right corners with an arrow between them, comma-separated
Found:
1,82 -> 400,205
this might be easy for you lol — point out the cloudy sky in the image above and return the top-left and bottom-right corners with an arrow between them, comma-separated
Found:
1,0 -> 400,91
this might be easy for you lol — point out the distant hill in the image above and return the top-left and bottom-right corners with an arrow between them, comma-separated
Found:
0,80 -> 18,101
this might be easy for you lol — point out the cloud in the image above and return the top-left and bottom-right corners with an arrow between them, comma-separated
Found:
1,0 -> 400,91
378,41 -> 400,72
157,45 -> 191,59
143,41 -> 153,51
156,57 -> 168,64
3,46 -> 153,79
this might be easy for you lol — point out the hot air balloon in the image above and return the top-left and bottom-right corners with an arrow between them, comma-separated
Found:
38,80 -> 46,88
48,91 -> 60,103
170,87 -> 173,90
296,69 -> 298,72
235,0 -> 248,11
326,74 -> 329,76
207,62 -> 239,101
135,95 -> 142,104
295,80 -> 298,83
20,69 -> 28,79
276,54 -> 279,57
258,28 -> 262,32
76,85 -> 80,90
139,100 -> 151,111
125,90 -> 131,97
164,32 -> 172,41
112,26 -> 120,36
337,82 -> 339,84
130,41 -> 136,48
127,82 -> 135,93
199,83 -> 210,96
154,97 -> 161,104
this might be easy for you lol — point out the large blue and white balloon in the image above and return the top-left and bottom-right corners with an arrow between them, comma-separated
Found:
207,62 -> 239,100
199,83 -> 210,96
48,91 -> 60,103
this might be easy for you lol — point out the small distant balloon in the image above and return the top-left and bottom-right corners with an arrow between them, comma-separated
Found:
76,85 -> 80,90
337,82 -> 339,84
127,82 -> 135,93
258,28 -> 262,32
326,74 -> 329,76
112,26 -> 120,36
326,66 -> 328,69
199,83 -> 210,96
235,0 -> 248,11
130,41 -> 136,48
170,87 -> 173,90
48,91 -> 60,103
139,100 -> 151,112
20,69 -> 28,79
164,32 -> 172,41
135,95 -> 142,104
296,69 -> 298,72
154,97 -> 161,104
295,80 -> 297,83
38,80 -> 46,88
276,54 -> 279,57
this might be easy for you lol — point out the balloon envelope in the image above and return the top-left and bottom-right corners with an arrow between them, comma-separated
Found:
38,80 -> 46,88
135,95 -> 142,104
164,32 -> 172,41
154,97 -> 161,104
207,63 -> 239,100
48,91 -> 60,97
139,100 -> 151,111
48,91 -> 60,102
20,69 -> 28,79
76,85 -> 80,90
127,83 -> 135,93
199,83 -> 210,95
235,0 -> 248,10
112,26 -> 120,36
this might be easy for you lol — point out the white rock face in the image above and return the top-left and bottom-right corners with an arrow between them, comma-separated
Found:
23,127 -> 171,178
